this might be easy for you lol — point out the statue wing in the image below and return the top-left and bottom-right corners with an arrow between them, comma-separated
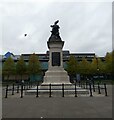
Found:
54,20 -> 59,25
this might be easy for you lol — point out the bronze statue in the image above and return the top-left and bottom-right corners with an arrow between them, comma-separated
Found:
49,20 -> 61,41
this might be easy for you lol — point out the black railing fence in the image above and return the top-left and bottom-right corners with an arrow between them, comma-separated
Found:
3,81 -> 108,98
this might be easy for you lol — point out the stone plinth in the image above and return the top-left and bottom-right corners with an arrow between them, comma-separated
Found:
43,67 -> 70,84
43,40 -> 70,84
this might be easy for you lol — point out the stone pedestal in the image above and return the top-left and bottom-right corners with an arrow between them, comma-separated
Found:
43,40 -> 70,84
26,22 -> 89,96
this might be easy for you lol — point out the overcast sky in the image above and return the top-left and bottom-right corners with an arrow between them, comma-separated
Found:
0,0 -> 113,57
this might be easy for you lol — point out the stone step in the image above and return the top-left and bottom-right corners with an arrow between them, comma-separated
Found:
25,86 -> 89,95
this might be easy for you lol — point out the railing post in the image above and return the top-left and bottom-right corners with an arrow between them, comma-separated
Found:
49,83 -> 51,97
12,84 -> 14,95
92,82 -> 95,92
17,84 -> 19,93
75,83 -> 77,97
62,83 -> 64,97
31,81 -> 32,87
5,85 -> 8,98
20,84 -> 23,98
98,83 -> 101,94
36,84 -> 39,97
79,81 -> 80,87
104,83 -> 108,96
89,83 -> 93,97
24,84 -> 25,90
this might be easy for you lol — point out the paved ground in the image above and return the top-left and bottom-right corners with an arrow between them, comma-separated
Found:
2,85 -> 112,119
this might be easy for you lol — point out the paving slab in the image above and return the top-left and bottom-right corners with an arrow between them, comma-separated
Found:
2,85 -> 112,118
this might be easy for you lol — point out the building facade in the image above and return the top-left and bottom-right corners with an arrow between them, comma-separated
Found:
2,51 -> 105,82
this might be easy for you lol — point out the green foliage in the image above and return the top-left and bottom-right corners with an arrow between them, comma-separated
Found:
90,57 -> 105,75
90,57 -> 97,75
78,57 -> 90,75
105,52 -> 112,74
3,57 -> 16,76
16,56 -> 26,75
66,55 -> 78,75
28,53 -> 41,75
97,58 -> 105,74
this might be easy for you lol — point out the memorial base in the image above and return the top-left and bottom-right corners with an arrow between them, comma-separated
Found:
43,67 -> 70,84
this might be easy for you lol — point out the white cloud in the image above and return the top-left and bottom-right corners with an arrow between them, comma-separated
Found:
1,1 -> 112,57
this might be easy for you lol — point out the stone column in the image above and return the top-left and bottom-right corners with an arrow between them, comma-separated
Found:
47,41 -> 64,69
43,20 -> 70,84
43,40 -> 70,84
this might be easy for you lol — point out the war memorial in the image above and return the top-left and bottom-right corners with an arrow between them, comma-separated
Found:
2,20 -> 112,119
25,20 -> 89,95
43,20 -> 70,84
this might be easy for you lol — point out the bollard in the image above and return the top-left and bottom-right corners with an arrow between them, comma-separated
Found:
12,84 -> 14,95
98,83 -> 101,94
5,85 -> 8,98
92,83 -> 95,92
20,85 -> 23,98
17,84 -> 19,93
49,83 -> 51,97
36,84 -> 39,97
62,84 -> 64,97
75,83 -> 77,97
31,82 -> 32,87
24,84 -> 25,90
89,83 -> 93,97
104,83 -> 108,96
79,81 -> 80,87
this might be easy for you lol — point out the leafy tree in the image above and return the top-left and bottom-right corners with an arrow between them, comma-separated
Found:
105,51 -> 113,79
2,57 -> 15,80
97,58 -> 105,75
66,55 -> 78,76
105,52 -> 112,79
16,56 -> 26,80
66,55 -> 79,82
90,57 -> 98,76
28,53 -> 41,81
78,57 -> 90,79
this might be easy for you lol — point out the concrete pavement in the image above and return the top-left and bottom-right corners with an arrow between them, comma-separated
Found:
2,85 -> 112,119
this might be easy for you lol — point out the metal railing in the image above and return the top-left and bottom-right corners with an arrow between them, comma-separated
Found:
3,81 -> 108,98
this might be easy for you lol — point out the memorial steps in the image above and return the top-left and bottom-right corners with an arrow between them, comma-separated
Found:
25,84 -> 89,95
